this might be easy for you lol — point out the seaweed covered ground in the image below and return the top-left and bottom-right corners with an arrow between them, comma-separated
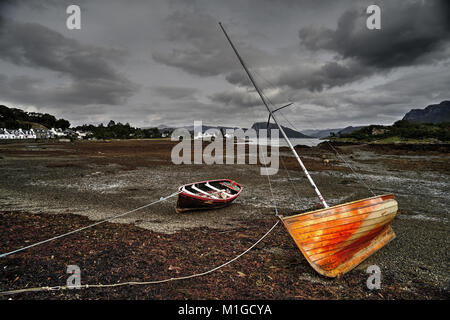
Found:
0,140 -> 448,299
1,211 -> 445,300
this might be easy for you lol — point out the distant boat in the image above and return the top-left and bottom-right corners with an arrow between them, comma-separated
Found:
219,22 -> 398,278
176,179 -> 243,213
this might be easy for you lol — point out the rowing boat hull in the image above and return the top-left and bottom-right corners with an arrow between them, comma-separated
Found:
176,193 -> 231,212
281,194 -> 397,278
176,179 -> 242,213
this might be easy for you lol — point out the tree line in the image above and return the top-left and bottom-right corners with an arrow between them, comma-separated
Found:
73,120 -> 162,139
338,120 -> 450,142
0,105 -> 70,130
0,105 -> 162,140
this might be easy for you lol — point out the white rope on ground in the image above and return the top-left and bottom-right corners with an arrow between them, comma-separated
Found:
1,87 -> 284,295
0,191 -> 180,259
0,220 -> 280,296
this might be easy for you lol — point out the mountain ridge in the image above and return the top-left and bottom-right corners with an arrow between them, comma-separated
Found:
402,100 -> 450,123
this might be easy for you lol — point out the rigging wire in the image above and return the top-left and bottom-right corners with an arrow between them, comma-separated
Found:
250,67 -> 376,197
258,142 -> 281,217
253,80 -> 307,204
276,108 -> 376,197
250,70 -> 318,206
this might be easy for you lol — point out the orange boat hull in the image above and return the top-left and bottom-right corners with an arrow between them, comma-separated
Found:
281,194 -> 397,278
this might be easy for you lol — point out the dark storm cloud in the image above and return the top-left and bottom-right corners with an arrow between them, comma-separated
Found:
276,60 -> 376,92
0,74 -> 43,105
273,63 -> 450,128
160,0 -> 450,94
224,71 -> 248,87
209,89 -> 261,108
0,18 -> 137,106
0,73 -> 135,106
372,67 -> 450,103
152,86 -> 198,100
287,0 -> 450,91
151,10 -> 274,77
221,60 -> 376,99
299,0 -> 450,68
0,0 -> 448,129
0,0 -> 91,14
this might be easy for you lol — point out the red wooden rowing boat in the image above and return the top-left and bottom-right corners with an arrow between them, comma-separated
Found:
176,179 -> 243,213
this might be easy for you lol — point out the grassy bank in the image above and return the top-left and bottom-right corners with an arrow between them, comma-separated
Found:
330,120 -> 450,144
329,136 -> 448,144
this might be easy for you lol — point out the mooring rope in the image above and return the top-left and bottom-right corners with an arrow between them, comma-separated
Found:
0,220 -> 280,296
0,191 -> 180,259
1,99 -> 285,296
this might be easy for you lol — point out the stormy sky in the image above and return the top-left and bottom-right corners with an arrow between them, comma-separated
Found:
0,0 -> 449,129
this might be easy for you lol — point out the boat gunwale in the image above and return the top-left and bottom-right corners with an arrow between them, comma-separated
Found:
287,199 -> 397,232
289,210 -> 396,238
281,194 -> 395,221
177,178 -> 243,203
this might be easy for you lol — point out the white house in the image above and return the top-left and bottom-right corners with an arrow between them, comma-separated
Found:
224,132 -> 234,139
75,130 -> 89,139
24,129 -> 37,139
193,131 -> 221,140
0,129 -> 15,139
0,128 -> 41,139
14,129 -> 24,139
0,127 -> 86,140
50,128 -> 66,137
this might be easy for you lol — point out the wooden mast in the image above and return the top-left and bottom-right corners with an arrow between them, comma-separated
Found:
219,22 -> 328,208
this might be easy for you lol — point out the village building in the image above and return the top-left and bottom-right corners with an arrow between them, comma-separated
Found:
0,127 -> 89,140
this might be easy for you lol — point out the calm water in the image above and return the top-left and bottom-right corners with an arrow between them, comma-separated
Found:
243,138 -> 324,147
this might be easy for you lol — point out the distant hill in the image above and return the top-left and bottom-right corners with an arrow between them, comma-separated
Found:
301,128 -> 343,138
251,122 -> 311,138
403,100 -> 450,124
301,126 -> 365,138
337,126 -> 366,135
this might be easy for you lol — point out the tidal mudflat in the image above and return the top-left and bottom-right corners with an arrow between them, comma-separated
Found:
0,140 -> 448,299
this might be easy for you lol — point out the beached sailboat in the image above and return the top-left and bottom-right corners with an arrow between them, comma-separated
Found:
219,22 -> 398,278
176,179 -> 243,213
